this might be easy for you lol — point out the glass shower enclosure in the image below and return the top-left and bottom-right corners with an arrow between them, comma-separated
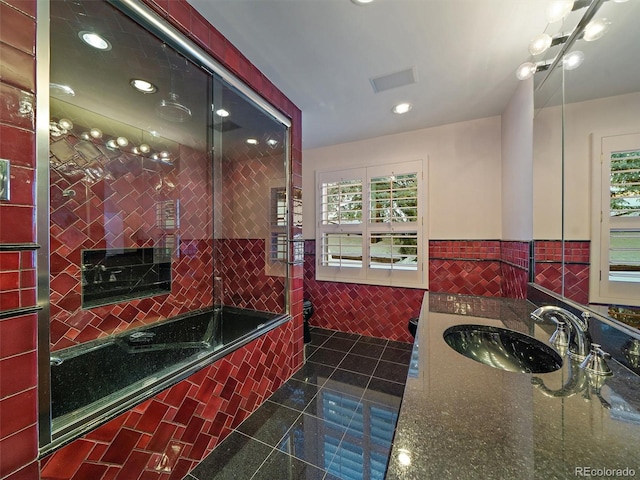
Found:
40,0 -> 291,452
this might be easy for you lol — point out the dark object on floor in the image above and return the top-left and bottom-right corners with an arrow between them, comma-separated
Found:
408,317 -> 419,338
303,299 -> 313,343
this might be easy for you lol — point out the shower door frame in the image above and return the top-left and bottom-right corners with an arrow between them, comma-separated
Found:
37,0 -> 292,454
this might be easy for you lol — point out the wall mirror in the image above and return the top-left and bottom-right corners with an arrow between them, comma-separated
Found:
532,0 -> 640,330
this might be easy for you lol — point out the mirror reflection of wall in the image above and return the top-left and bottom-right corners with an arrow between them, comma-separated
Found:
532,0 -> 640,327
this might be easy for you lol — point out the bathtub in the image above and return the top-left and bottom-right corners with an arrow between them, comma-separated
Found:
49,306 -> 287,447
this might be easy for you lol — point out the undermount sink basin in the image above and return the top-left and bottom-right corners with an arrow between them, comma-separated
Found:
443,324 -> 563,374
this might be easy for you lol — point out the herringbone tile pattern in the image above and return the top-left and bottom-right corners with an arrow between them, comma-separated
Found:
187,327 -> 412,480
534,240 -> 590,304
40,320 -> 301,480
49,141 -> 215,351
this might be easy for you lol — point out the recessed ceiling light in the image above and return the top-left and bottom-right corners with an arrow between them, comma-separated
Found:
392,103 -> 412,115
267,139 -> 279,147
216,108 -> 230,117
130,78 -> 157,94
78,31 -> 111,51
246,138 -> 259,145
351,0 -> 374,4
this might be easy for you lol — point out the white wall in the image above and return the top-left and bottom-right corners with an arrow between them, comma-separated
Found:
501,77 -> 533,241
532,99 -> 563,240
302,116 -> 503,240
533,91 -> 640,240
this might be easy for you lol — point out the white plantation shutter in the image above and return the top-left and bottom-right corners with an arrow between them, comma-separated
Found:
609,150 -> 640,279
592,133 -> 640,307
316,160 -> 425,287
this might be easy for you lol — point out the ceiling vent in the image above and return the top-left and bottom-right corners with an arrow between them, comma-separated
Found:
370,67 -> 417,93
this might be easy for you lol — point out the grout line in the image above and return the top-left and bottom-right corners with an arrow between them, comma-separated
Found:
198,330 -> 409,480
248,445 -> 278,480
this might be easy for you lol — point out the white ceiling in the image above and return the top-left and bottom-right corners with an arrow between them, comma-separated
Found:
187,0 -> 550,150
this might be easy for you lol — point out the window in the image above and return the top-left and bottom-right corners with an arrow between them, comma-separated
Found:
591,132 -> 640,306
269,186 -> 287,262
316,160 -> 425,287
265,185 -> 288,276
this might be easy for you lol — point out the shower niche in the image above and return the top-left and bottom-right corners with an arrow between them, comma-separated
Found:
81,247 -> 171,308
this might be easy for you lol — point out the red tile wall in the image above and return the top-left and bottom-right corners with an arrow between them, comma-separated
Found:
40,319 -> 299,480
500,241 -> 530,299
215,239 -> 285,314
534,240 -> 589,304
303,244 -> 421,343
429,240 -> 501,259
0,313 -> 38,480
0,1 -> 39,478
429,259 -> 502,296
429,240 -> 530,298
0,250 -> 36,312
303,240 -> 532,340
0,0 -> 303,478
49,141 -> 215,351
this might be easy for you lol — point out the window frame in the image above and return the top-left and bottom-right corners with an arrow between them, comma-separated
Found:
265,181 -> 288,277
590,132 -> 640,307
315,160 -> 426,288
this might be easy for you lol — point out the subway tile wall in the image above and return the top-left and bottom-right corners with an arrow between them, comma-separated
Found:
534,240 -> 590,304
304,239 -> 532,341
303,242 -> 421,343
40,319 -> 298,480
500,241 -> 530,299
0,0 -> 303,478
49,143 -> 215,351
215,239 -> 285,313
0,0 -> 39,478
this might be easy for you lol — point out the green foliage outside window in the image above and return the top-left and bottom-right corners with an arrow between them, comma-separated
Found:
610,151 -> 640,217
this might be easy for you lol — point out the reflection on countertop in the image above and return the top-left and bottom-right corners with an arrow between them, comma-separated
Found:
386,293 -> 640,480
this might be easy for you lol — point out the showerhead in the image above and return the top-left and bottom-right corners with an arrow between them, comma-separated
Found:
156,92 -> 192,123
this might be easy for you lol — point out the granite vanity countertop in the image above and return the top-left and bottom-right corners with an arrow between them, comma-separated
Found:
386,293 -> 640,480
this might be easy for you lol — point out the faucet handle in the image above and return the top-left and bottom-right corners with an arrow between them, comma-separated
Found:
549,321 -> 569,355
580,311 -> 591,329
580,343 -> 613,376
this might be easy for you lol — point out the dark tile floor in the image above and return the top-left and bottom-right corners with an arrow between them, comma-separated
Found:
185,327 -> 412,480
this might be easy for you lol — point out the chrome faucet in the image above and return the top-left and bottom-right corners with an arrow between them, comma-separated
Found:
532,354 -> 611,409
530,306 -> 592,360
